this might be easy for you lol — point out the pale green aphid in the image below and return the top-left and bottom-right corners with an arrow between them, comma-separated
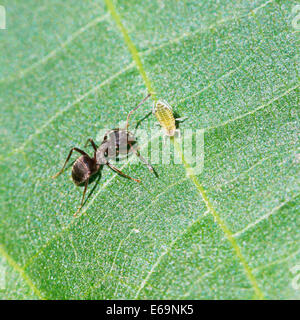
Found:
153,100 -> 185,137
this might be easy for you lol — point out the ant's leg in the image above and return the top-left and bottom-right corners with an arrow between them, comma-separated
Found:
106,162 -> 141,183
125,93 -> 152,129
52,147 -> 88,179
74,178 -> 89,216
85,138 -> 98,152
128,143 -> 154,172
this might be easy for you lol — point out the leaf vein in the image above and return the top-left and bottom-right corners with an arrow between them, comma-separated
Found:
1,62 -> 135,160
175,55 -> 251,104
107,0 -> 265,299
0,14 -> 109,83
0,244 -> 45,300
253,248 -> 300,273
204,84 -> 299,132
135,210 -> 210,298
231,193 -> 300,239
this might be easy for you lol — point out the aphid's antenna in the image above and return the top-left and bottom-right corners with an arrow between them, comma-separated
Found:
125,93 -> 152,129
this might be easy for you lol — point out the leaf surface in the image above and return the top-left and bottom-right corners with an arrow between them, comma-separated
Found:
0,0 -> 299,299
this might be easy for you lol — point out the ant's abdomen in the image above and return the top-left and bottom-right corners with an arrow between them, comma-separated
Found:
72,155 -> 95,185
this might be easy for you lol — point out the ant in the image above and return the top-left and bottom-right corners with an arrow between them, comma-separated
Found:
52,93 -> 153,215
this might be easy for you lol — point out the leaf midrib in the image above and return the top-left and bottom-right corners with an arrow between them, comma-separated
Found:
2,0 -> 296,299
104,0 -> 265,299
1,0 -> 291,161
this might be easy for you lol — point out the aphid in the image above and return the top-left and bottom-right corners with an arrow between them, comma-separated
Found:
52,94 -> 153,215
153,100 -> 184,137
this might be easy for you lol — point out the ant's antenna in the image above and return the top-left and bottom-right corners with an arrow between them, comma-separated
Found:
125,93 -> 152,129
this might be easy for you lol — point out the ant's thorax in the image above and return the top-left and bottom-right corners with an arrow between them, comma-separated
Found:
95,141 -> 109,165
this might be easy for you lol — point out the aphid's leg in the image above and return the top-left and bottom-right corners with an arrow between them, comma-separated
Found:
133,111 -> 153,131
125,93 -> 152,129
74,178 -> 89,216
163,134 -> 167,145
85,138 -> 98,151
52,148 -> 88,179
128,143 -> 154,172
175,129 -> 181,139
175,117 -> 187,122
152,101 -> 156,115
106,162 -> 141,183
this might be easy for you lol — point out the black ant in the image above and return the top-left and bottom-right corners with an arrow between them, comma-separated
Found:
52,93 -> 153,215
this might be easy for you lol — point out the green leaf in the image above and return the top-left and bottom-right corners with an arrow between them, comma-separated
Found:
0,0 -> 299,299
